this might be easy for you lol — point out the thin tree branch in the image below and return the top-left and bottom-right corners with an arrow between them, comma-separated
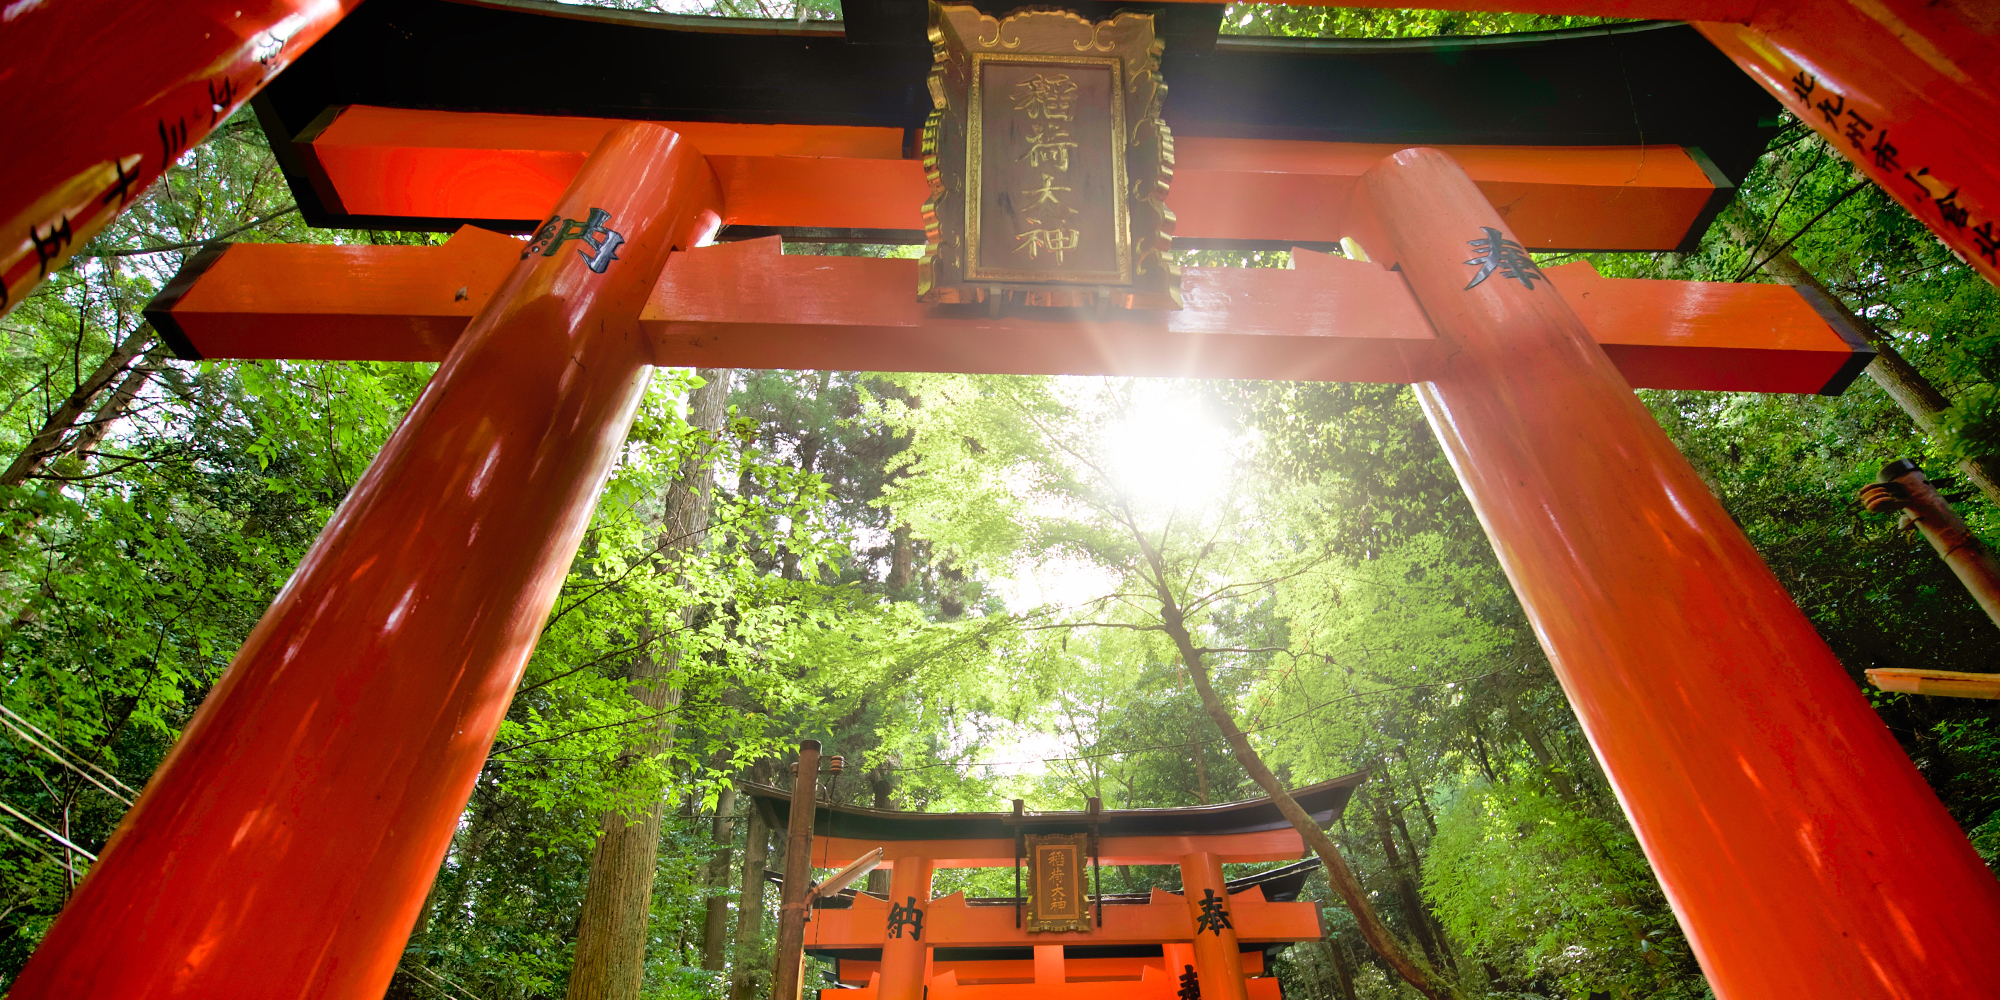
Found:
97,206 -> 299,257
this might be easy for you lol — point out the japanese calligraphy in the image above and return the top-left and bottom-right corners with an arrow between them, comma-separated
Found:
1024,174 -> 1072,210
1194,888 -> 1232,935
1463,227 -> 1545,291
1178,965 -> 1200,1000
102,155 -> 143,208
1784,70 -> 1995,265
1022,127 -> 1077,171
1975,222 -> 2000,264
1870,129 -> 1899,172
1009,73 -> 1084,268
207,77 -> 240,128
1011,73 -> 1077,121
30,216 -> 74,277
522,207 -> 626,273
887,896 -> 925,940
157,117 -> 189,167
1016,227 -> 1082,264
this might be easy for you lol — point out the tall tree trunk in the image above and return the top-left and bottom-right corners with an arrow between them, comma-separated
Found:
1125,525 -> 1455,1000
701,785 -> 740,970
0,324 -> 154,487
1394,748 -> 1438,837
567,369 -> 735,1000
1723,213 -> 2000,506
728,802 -> 772,1000
66,364 -> 154,463
1369,793 -> 1443,970
1325,936 -> 1361,1000
1499,683 -> 1575,803
888,526 -> 913,592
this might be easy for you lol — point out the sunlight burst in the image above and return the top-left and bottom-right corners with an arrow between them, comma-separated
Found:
1104,400 -> 1231,509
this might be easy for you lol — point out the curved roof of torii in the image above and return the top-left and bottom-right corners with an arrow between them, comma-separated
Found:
744,769 -> 1367,842
253,0 -> 1780,238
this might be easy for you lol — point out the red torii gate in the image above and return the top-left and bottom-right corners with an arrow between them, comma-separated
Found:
3,2 -> 2000,1000
743,776 -> 1363,1000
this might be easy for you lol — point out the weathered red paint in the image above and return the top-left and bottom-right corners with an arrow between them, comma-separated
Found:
1349,145 -> 2000,1000
10,123 -> 721,1000
0,0 -> 364,314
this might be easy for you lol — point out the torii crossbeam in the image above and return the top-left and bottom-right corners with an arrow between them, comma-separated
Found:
8,3 -> 2000,1000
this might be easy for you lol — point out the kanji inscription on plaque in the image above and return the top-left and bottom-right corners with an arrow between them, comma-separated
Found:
1025,833 -> 1093,932
920,3 -> 1179,310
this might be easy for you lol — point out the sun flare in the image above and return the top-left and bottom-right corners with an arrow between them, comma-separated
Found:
1103,399 -> 1231,509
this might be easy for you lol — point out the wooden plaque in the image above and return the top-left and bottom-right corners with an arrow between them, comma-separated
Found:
1025,833 -> 1093,932
920,3 -> 1179,311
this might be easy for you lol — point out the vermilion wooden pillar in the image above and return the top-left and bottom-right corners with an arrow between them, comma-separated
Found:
1349,147 -> 2000,1000
9,123 -> 722,1000
879,856 -> 936,1000
0,0 -> 363,313
1177,853 -> 1248,1000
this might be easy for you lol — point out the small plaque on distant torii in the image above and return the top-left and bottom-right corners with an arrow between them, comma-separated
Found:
919,3 -> 1179,311
1025,833 -> 1093,932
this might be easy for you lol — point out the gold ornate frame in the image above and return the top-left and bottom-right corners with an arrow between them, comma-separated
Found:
919,2 -> 1180,311
1024,832 -> 1093,933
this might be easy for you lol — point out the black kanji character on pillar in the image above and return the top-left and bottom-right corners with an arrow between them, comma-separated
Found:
1178,965 -> 1201,1000
1935,188 -> 1971,230
1972,221 -> 2000,265
1463,227 -> 1545,291
519,207 -> 627,273
1789,69 -> 1816,102
157,117 -> 189,167
1194,888 -> 1232,935
887,896 -> 925,940
102,156 -> 143,207
1841,109 -> 1872,150
31,215 -> 74,276
1870,129 -> 1900,172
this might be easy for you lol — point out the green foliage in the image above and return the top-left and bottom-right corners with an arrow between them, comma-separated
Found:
4,17 -> 2000,1000
1424,784 -> 1696,999
1218,4 -> 1621,38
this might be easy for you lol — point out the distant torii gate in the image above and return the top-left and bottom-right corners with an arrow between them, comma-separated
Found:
742,776 -> 1362,1000
5,3 -> 2000,1000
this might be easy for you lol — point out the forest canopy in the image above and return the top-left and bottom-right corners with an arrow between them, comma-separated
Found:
0,5 -> 1996,1000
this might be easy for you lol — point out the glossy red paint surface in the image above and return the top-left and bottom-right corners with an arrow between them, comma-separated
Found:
1696,3 -> 2000,287
304,105 -> 1720,250
879,857 -> 936,1000
804,888 -> 1317,950
1178,854 -> 1247,1000
0,0 -> 362,314
838,951 -> 1267,985
10,123 -> 722,1000
1351,147 -> 2000,1000
149,234 -> 1872,393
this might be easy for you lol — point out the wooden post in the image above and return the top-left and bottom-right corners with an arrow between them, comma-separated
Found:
1861,459 -> 2000,629
1348,145 -> 2000,1000
773,741 -> 823,1000
878,855 -> 937,1000
1177,852 -> 1248,1000
8,123 -> 722,1000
